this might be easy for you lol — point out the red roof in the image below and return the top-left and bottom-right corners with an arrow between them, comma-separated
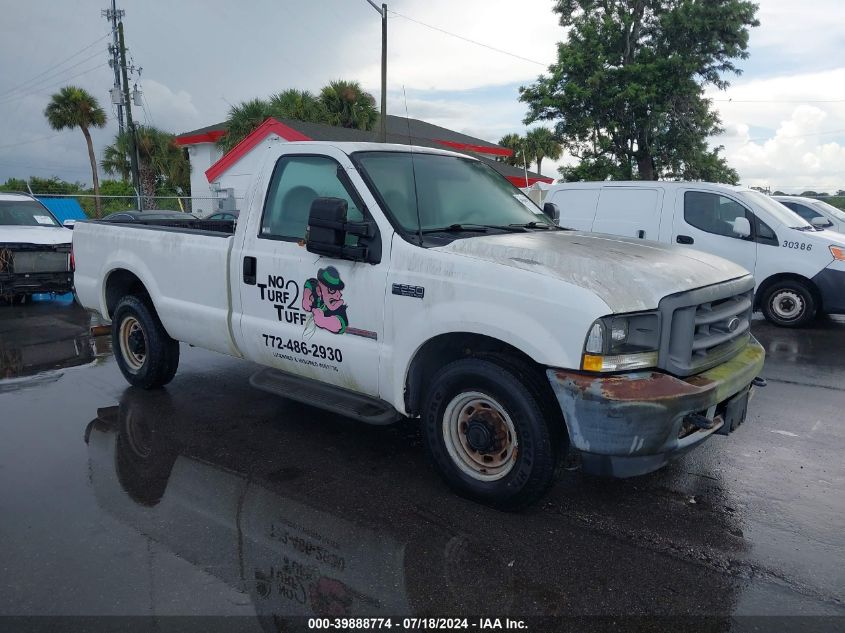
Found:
204,118 -> 312,183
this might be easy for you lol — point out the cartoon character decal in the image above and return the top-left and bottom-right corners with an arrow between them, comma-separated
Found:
302,266 -> 348,336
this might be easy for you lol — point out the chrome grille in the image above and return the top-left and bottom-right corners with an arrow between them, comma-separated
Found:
659,276 -> 755,377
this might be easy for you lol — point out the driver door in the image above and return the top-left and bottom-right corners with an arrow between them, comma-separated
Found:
674,189 -> 758,275
235,148 -> 388,397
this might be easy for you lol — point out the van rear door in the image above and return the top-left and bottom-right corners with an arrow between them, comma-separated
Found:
546,188 -> 600,231
593,187 -> 663,240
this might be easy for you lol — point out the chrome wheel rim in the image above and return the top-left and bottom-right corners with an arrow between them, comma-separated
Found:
442,391 -> 518,481
119,316 -> 146,373
772,290 -> 803,321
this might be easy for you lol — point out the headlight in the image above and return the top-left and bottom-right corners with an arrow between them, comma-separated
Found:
830,245 -> 845,261
582,312 -> 660,372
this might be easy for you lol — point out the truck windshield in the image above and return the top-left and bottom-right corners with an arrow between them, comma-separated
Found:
741,191 -> 813,229
0,200 -> 59,227
813,200 -> 845,222
353,151 -> 551,233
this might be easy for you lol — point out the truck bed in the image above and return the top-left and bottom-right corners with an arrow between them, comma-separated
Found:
73,219 -> 239,357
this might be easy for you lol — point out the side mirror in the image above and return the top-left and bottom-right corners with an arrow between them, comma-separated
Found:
542,202 -> 561,225
732,216 -> 751,238
306,197 -> 375,262
63,219 -> 76,230
811,216 -> 833,228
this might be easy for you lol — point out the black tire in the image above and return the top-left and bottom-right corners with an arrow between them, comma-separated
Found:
761,280 -> 816,327
112,295 -> 179,389
422,357 -> 560,510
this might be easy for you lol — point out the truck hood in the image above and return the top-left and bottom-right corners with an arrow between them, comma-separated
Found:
435,231 -> 750,313
0,226 -> 71,246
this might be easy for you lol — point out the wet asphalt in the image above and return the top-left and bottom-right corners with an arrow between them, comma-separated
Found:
0,301 -> 843,629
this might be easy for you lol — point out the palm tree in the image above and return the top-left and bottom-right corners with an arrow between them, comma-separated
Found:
218,98 -> 271,152
497,133 -> 528,167
44,86 -> 106,217
525,127 -> 562,176
319,80 -> 379,131
101,126 -> 189,210
269,89 -> 326,123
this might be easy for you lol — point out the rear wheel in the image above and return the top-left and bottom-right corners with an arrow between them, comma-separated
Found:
761,280 -> 816,327
422,358 -> 560,510
112,295 -> 179,389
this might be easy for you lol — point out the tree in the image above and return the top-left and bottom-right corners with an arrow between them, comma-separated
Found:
525,127 -> 562,175
101,126 -> 190,209
497,133 -> 528,167
269,89 -> 326,123
319,80 -> 378,131
217,98 -> 272,152
520,0 -> 758,182
44,86 -> 107,217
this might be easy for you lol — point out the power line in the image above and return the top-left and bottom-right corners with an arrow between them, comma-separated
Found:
742,127 -> 845,143
387,9 -> 547,67
0,49 -> 106,101
714,98 -> 845,104
0,133 -> 67,150
0,62 -> 110,107
0,32 -> 110,100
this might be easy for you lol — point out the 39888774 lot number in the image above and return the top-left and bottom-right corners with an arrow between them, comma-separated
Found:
308,618 -> 472,630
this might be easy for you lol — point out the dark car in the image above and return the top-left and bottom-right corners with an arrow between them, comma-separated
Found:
102,211 -> 199,223
205,210 -> 239,221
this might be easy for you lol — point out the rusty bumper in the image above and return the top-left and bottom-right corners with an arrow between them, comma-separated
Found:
546,337 -> 766,478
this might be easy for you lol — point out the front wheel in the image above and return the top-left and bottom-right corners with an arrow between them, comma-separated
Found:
112,295 -> 180,389
422,358 -> 560,510
761,280 -> 816,327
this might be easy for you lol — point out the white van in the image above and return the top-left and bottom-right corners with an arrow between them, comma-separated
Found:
544,181 -> 845,327
772,195 -> 845,234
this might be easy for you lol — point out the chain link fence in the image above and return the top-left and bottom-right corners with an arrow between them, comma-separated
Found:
31,193 -> 242,219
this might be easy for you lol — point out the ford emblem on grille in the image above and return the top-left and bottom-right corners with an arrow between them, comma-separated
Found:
727,317 -> 741,332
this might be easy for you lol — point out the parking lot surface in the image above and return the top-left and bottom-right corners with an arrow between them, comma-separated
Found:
0,302 -> 843,628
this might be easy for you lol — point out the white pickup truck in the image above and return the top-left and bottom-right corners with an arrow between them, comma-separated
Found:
74,142 -> 766,508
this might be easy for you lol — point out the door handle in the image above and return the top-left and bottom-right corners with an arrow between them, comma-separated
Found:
676,235 -> 694,244
243,256 -> 257,285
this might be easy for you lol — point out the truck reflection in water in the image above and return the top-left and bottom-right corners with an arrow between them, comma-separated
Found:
85,390 -> 517,625
85,386 -> 745,625
0,302 -> 109,390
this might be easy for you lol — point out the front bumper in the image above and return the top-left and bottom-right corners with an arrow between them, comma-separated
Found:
547,337 -> 765,478
0,271 -> 74,297
812,266 -> 845,314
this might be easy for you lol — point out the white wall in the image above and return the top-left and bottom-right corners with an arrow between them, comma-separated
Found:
212,136 -> 284,211
186,142 -> 223,216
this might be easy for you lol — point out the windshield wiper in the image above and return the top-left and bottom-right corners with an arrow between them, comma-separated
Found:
508,221 -> 563,230
791,225 -> 815,231
421,223 -> 490,234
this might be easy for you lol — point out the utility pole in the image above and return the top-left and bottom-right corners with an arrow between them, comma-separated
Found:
365,1 -> 387,142
103,0 -> 125,134
118,20 -> 141,209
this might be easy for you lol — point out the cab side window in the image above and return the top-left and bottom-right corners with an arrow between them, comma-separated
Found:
260,155 -> 363,241
684,191 -> 748,239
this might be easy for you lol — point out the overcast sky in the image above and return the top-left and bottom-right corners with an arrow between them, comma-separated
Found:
1,0 -> 843,193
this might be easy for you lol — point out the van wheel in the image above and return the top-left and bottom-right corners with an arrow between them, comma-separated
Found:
422,358 -> 559,510
761,280 -> 816,327
112,295 -> 179,389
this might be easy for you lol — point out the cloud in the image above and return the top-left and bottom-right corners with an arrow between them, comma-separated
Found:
710,68 -> 845,192
136,79 -> 201,134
